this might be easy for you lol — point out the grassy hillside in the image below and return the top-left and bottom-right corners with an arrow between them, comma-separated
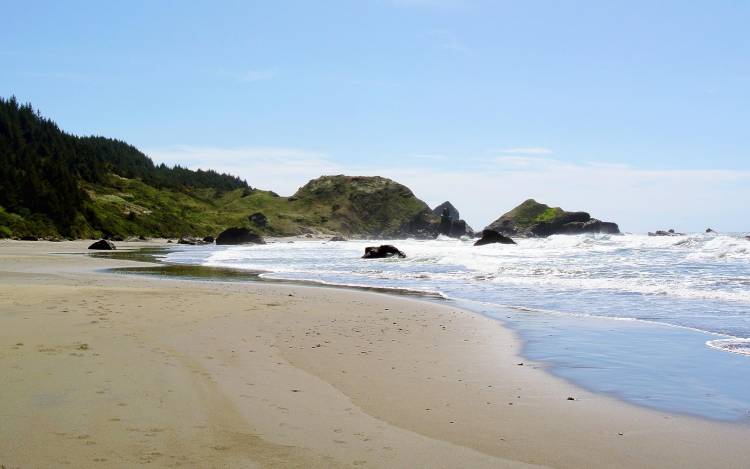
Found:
77,175 -> 319,238
0,98 -> 442,239
61,174 -> 439,239
0,97 -> 248,238
494,199 -> 567,229
290,175 -> 439,238
486,199 -> 618,237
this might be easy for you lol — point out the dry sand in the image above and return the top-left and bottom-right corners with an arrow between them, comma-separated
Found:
0,240 -> 748,468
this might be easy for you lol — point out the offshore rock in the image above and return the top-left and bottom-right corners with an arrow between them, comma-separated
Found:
648,229 -> 684,237
432,201 -> 460,221
362,245 -> 406,259
435,202 -> 474,238
474,229 -> 516,246
486,199 -> 620,238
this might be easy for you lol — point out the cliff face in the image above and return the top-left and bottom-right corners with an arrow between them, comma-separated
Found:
290,175 -> 440,238
486,199 -> 619,237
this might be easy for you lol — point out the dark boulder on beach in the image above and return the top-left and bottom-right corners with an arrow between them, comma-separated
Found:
362,245 -> 406,259
474,229 -> 516,246
486,199 -> 619,237
216,227 -> 266,245
19,236 -> 39,241
203,235 -> 215,243
178,236 -> 207,245
330,236 -> 347,242
88,239 -> 116,250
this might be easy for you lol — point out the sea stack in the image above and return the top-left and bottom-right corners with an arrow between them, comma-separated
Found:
362,245 -> 406,259
432,201 -> 474,238
474,230 -> 516,246
485,199 -> 620,237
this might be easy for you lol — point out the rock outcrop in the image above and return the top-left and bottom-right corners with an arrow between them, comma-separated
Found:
474,230 -> 516,246
433,201 -> 474,238
216,227 -> 266,245
292,175 -> 441,239
329,236 -> 347,242
648,229 -> 684,237
178,236 -> 207,245
362,245 -> 406,259
486,199 -> 620,237
88,239 -> 116,250
432,201 -> 460,222
248,212 -> 268,228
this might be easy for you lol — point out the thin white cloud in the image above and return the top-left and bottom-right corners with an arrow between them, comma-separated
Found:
145,145 -> 340,195
372,162 -> 750,233
146,145 -> 750,233
499,147 -> 553,155
408,153 -> 449,161
493,155 -> 561,168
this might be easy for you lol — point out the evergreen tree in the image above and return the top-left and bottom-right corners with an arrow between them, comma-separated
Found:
0,96 -> 251,236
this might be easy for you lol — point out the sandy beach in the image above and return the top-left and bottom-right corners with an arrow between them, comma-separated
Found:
1,240 -> 749,468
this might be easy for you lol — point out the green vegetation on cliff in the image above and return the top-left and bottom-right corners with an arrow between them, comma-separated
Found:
290,175 -> 438,238
486,199 -> 619,237
0,98 -> 440,239
493,199 -> 568,229
0,97 -> 249,238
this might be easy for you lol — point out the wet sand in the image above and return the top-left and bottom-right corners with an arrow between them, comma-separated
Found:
1,240 -> 749,468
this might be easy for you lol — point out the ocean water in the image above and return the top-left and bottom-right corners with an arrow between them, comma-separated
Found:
161,233 -> 750,422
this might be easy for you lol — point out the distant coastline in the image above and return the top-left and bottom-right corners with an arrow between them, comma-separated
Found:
2,98 -> 622,242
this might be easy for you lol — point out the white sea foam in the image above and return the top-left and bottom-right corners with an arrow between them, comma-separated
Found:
706,338 -> 750,356
165,232 -> 750,355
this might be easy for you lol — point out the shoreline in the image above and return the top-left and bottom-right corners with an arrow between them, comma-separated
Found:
1,240 -> 749,468
112,241 -> 750,422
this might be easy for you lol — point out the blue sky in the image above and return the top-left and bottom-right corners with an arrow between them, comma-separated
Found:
2,0 -> 749,232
